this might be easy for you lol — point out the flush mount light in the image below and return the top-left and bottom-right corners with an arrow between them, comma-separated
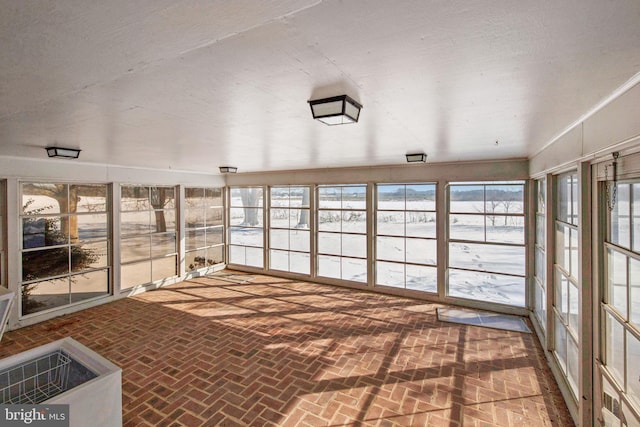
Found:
308,95 -> 362,125
219,166 -> 237,173
406,153 -> 427,163
46,147 -> 81,159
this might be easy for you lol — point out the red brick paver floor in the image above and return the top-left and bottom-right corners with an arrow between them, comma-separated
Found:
0,272 -> 574,426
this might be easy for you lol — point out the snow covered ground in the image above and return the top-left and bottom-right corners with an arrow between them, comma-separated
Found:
230,195 -> 527,307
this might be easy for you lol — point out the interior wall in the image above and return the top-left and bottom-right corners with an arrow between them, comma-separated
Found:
226,158 -> 530,186
530,80 -> 640,176
0,156 -> 224,186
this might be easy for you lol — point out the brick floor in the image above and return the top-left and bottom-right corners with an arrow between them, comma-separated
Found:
0,272 -> 575,426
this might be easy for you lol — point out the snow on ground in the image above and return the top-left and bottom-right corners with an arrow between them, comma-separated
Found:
230,197 -> 527,306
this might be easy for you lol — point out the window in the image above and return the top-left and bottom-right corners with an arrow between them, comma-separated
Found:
553,172 -> 579,399
317,185 -> 367,283
534,178 -> 547,332
269,186 -> 310,275
447,182 -> 526,306
120,185 -> 177,289
0,181 -> 5,288
375,183 -> 437,292
229,187 -> 264,268
184,187 -> 224,272
20,183 -> 110,315
601,180 -> 640,423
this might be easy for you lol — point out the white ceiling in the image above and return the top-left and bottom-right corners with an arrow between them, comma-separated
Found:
1,0 -> 639,174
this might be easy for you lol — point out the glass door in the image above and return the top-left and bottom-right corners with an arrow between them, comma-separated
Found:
599,179 -> 640,427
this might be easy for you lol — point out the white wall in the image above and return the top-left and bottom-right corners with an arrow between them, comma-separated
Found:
226,158 -> 530,186
530,78 -> 640,175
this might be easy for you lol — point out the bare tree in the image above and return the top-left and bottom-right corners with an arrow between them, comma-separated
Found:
240,188 -> 261,226
296,189 -> 310,228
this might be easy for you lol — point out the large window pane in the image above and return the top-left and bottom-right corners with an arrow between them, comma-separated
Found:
406,238 -> 436,265
120,259 -> 151,289
152,255 -> 177,281
567,334 -> 579,397
22,217 -> 68,248
229,187 -> 264,269
76,214 -> 108,241
448,269 -> 525,306
71,242 -> 108,272
186,229 -> 205,251
406,184 -> 435,211
121,185 -> 176,288
121,236 -> 151,263
611,183 -> 631,249
449,215 -> 485,241
121,186 -> 150,211
22,184 -> 68,215
634,183 -> 640,252
376,261 -> 404,288
486,216 -> 525,244
555,272 -> 569,322
70,185 -> 107,213
534,284 -> 546,330
317,255 -> 341,279
230,227 -> 263,247
342,258 -> 367,282
70,270 -> 109,303
207,246 -> 224,265
318,185 -> 366,282
318,232 -> 341,255
627,331 -> 640,407
186,249 -> 207,271
121,211 -> 151,235
270,249 -> 289,272
22,248 -> 69,281
568,281 -> 579,335
406,265 -> 437,292
606,311 -> 625,387
21,182 -> 110,314
555,317 -> 568,373
289,252 -> 310,275
21,278 -> 69,315
631,257 -> 640,327
608,248 -> 628,317
535,246 -> 546,284
450,185 -> 484,213
151,233 -> 176,258
377,212 -> 405,236
376,183 -> 436,292
341,234 -> 366,258
268,186 -> 310,275
376,236 -> 404,262
405,212 -> 436,238
449,242 -> 525,276
186,186 -> 225,273
447,182 -> 525,306
289,229 -> 309,252
270,229 -> 289,250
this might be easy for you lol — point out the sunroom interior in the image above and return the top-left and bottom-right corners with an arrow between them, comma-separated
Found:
1,1 -> 640,426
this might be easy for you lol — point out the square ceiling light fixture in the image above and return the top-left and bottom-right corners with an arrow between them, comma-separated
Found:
308,95 -> 362,125
46,147 -> 81,159
406,153 -> 427,163
219,166 -> 237,173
